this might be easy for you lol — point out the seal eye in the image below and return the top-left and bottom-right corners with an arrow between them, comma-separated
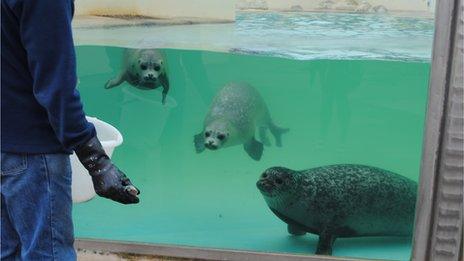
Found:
141,64 -> 148,70
154,64 -> 161,71
205,131 -> 211,137
217,134 -> 226,141
275,178 -> 283,185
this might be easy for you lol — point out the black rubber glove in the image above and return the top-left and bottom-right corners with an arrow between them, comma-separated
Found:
75,136 -> 140,204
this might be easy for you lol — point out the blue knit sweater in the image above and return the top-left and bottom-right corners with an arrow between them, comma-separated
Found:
1,0 -> 95,153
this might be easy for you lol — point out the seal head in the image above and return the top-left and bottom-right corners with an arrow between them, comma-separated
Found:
194,119 -> 240,152
256,167 -> 296,197
105,49 -> 170,104
203,119 -> 232,150
133,51 -> 164,88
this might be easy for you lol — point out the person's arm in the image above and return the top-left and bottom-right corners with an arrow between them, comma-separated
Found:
20,0 -> 92,150
20,0 -> 139,204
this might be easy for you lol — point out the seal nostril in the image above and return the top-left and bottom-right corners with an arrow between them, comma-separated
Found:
275,178 -> 283,185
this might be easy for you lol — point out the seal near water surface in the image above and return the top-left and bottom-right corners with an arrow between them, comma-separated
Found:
256,164 -> 417,255
105,48 -> 170,104
194,82 -> 288,161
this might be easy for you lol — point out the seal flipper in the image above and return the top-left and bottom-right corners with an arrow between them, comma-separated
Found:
288,224 -> 306,236
315,231 -> 336,255
105,72 -> 126,89
244,137 -> 263,161
159,73 -> 170,105
259,127 -> 271,146
194,133 -> 205,153
268,122 -> 289,147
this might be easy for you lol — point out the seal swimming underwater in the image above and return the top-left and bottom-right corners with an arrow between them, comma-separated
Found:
105,49 -> 170,104
256,164 -> 417,255
194,82 -> 288,161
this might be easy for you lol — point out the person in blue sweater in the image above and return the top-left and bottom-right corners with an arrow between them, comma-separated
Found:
1,0 -> 140,260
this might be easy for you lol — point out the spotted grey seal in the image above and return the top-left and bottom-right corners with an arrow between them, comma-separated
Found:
256,164 -> 417,255
194,82 -> 288,161
105,48 -> 169,104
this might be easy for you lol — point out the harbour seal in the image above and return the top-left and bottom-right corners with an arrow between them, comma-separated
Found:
256,164 -> 417,255
105,48 -> 170,104
194,82 -> 288,161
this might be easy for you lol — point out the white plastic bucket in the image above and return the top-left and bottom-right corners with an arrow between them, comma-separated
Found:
71,116 -> 123,203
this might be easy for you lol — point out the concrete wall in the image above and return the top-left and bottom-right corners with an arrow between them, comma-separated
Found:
75,0 -> 235,20
75,0 -> 138,16
135,0 -> 235,20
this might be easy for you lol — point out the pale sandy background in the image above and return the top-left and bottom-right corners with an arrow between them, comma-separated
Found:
74,0 -> 236,21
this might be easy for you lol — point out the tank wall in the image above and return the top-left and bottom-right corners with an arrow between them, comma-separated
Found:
74,0 -> 235,21
136,0 -> 235,20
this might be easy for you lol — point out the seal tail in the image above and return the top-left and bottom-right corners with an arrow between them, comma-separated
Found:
269,123 -> 289,147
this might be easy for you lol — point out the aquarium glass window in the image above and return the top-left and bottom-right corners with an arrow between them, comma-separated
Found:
73,4 -> 435,260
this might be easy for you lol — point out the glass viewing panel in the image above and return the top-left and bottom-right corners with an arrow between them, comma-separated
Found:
73,3 -> 435,260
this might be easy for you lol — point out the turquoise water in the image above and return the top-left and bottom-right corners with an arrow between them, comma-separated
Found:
74,45 -> 430,260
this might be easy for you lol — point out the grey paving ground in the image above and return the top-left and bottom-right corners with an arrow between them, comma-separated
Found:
77,249 -> 200,261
